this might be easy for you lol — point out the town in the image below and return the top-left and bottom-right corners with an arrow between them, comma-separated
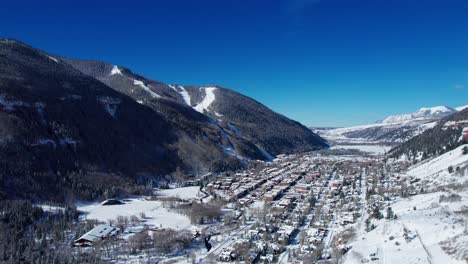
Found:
64,147 -> 426,264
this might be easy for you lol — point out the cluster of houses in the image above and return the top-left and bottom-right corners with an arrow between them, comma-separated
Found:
72,151 -> 395,264
206,162 -> 321,206
209,155 -> 346,263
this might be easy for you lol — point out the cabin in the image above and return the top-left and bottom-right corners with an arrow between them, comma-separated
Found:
73,224 -> 119,247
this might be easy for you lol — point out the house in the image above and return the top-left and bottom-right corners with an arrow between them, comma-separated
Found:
73,224 -> 119,247
463,129 -> 468,141
294,183 -> 310,193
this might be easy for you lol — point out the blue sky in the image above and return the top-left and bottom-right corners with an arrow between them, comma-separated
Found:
1,0 -> 467,126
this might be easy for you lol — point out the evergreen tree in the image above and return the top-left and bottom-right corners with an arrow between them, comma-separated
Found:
372,207 -> 383,220
365,218 -> 371,232
386,207 -> 394,220
448,166 -> 454,173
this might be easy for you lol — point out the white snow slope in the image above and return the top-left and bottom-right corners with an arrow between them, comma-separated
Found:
133,80 -> 161,98
194,86 -> 217,114
169,85 -> 192,105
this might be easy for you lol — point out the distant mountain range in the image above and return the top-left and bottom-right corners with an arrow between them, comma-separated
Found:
314,106 -> 466,144
377,106 -> 457,124
0,39 -> 327,201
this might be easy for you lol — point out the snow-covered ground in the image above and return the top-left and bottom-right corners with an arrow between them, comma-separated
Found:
77,197 -> 193,231
343,145 -> 468,264
344,191 -> 468,264
157,186 -> 203,200
36,204 -> 65,213
406,144 -> 468,186
330,144 -> 392,155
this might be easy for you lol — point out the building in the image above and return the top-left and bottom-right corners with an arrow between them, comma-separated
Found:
463,129 -> 468,141
73,224 -> 119,247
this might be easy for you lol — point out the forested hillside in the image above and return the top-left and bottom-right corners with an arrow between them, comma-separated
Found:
389,108 -> 468,161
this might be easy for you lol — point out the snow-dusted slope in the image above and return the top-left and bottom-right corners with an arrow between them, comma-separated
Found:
345,146 -> 468,264
346,191 -> 468,264
406,144 -> 468,186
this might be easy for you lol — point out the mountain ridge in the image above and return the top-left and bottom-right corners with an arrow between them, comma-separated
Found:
60,56 -> 328,156
0,38 -> 327,201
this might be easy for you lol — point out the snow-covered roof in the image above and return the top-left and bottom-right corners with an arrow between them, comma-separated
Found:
74,224 -> 118,245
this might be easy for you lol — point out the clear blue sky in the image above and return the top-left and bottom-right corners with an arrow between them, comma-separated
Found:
1,0 -> 467,127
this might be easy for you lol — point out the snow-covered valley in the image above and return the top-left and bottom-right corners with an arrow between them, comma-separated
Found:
54,143 -> 468,263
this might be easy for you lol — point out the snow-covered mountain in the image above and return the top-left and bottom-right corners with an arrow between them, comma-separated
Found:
389,107 -> 468,161
378,106 -> 456,124
62,59 -> 327,157
316,106 -> 464,144
456,105 -> 468,111
0,39 -> 327,200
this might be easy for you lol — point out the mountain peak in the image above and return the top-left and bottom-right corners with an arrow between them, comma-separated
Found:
416,105 -> 454,115
379,105 -> 456,124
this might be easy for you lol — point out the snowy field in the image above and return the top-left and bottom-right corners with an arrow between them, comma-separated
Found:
77,186 -> 210,230
330,144 -> 392,155
78,197 -> 193,230
156,186 -> 202,200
